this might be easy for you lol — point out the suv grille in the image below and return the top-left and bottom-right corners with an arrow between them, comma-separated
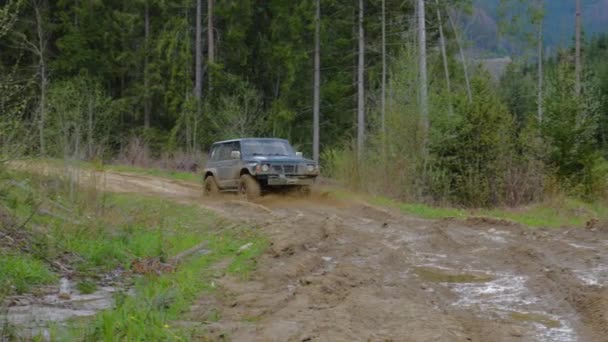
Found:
270,164 -> 297,175
283,165 -> 296,174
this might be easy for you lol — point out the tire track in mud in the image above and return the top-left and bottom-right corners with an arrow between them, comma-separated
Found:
23,166 -> 608,341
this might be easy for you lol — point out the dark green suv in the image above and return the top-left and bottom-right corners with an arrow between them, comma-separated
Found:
202,138 -> 319,198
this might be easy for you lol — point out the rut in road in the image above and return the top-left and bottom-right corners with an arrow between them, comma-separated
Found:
59,169 -> 608,341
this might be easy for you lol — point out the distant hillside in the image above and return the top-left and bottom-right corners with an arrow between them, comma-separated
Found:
466,0 -> 608,55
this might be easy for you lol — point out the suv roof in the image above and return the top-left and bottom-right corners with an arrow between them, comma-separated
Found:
212,138 -> 289,145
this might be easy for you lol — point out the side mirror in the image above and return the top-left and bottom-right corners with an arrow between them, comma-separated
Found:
230,150 -> 241,159
295,151 -> 303,157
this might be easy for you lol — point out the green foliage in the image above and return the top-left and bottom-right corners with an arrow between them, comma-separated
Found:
46,76 -> 112,158
0,254 -> 56,295
542,56 -> 605,198
432,73 -> 516,207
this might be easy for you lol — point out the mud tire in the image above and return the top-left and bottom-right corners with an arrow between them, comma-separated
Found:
239,174 -> 261,200
203,176 -> 220,196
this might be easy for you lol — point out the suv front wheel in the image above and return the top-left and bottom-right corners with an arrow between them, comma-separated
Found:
203,175 -> 219,196
239,174 -> 261,200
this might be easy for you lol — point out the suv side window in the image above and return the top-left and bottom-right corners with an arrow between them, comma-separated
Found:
210,145 -> 221,161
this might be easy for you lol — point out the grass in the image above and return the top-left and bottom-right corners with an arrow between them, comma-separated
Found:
0,254 -> 57,294
1,167 -> 268,340
32,158 -> 200,183
334,188 -> 608,228
55,224 -> 266,341
102,164 -> 200,183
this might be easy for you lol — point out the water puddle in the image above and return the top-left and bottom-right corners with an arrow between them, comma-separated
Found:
509,311 -> 561,328
449,273 -> 577,341
573,265 -> 608,286
1,277 -> 130,338
413,266 -> 494,283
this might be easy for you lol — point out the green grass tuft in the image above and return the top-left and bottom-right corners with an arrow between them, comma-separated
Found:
0,255 -> 57,295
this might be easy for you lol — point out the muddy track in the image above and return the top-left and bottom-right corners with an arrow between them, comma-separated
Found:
25,167 -> 608,341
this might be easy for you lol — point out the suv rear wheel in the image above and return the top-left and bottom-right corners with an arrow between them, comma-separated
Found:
203,175 -> 219,196
239,174 -> 261,199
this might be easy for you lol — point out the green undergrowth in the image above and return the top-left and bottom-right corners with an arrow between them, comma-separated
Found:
33,158 -> 200,183
101,164 -> 200,183
1,168 -> 267,340
0,255 -> 57,295
334,188 -> 608,228
57,227 -> 266,341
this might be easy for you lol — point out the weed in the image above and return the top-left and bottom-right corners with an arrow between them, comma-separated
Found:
0,254 -> 56,295
76,279 -> 97,294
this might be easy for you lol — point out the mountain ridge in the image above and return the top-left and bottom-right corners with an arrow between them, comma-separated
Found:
468,0 -> 608,55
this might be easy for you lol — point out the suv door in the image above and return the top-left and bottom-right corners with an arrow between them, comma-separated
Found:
216,141 -> 241,189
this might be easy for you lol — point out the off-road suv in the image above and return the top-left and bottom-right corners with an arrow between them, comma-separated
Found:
202,138 -> 319,199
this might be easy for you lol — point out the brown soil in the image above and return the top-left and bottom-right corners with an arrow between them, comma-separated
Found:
13,164 -> 608,341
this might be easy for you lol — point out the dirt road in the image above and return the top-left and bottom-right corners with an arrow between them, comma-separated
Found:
68,170 -> 608,341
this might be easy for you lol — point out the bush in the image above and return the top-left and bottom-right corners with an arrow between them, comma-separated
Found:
431,74 -> 517,207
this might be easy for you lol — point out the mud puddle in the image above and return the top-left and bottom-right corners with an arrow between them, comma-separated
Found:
1,277 -> 129,338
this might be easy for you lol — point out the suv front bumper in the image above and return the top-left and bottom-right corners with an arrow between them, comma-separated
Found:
264,175 -> 316,186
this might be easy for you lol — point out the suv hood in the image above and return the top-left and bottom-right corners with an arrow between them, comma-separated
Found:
246,155 -> 315,164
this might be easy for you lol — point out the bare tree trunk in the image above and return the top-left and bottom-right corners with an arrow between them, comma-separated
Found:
87,91 -> 94,158
34,2 -> 47,156
313,0 -> 320,163
194,0 -> 203,152
436,0 -> 453,116
417,0 -> 429,141
575,0 -> 582,96
207,0 -> 214,93
537,13 -> 543,122
357,0 -> 365,159
195,0 -> 203,103
381,0 -> 386,135
447,9 -> 472,103
144,0 -> 151,129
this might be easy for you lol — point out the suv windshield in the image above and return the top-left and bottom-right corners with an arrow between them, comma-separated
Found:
241,140 -> 295,156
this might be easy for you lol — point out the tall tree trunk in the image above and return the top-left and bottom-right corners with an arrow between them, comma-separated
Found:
195,0 -> 203,103
381,0 -> 386,135
537,12 -> 543,122
34,2 -> 47,156
194,0 -> 203,151
313,0 -> 320,163
207,0 -> 214,93
417,0 -> 429,141
447,9 -> 472,103
357,0 -> 365,159
436,0 -> 453,116
144,1 -> 151,129
87,91 -> 94,158
575,0 -> 582,96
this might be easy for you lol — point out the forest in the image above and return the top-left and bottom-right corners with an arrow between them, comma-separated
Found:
2,0 -> 608,207
4,1 -> 608,340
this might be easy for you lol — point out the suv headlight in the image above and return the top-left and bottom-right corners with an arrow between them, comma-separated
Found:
262,164 -> 269,172
307,164 -> 315,172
